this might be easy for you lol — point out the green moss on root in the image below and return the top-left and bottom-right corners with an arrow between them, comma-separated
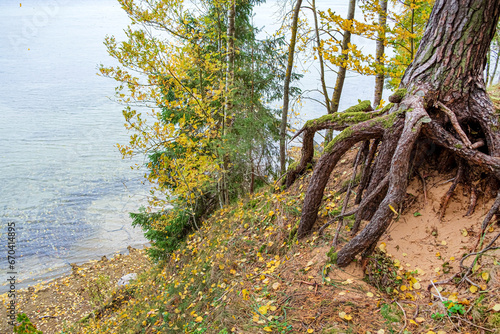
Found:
327,248 -> 338,264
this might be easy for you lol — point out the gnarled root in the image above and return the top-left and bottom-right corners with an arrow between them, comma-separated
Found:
295,116 -> 388,238
293,86 -> 500,268
355,139 -> 380,205
336,98 -> 428,266
284,101 -> 376,188
439,159 -> 464,220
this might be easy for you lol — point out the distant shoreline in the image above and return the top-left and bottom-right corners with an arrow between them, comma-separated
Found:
0,246 -> 151,333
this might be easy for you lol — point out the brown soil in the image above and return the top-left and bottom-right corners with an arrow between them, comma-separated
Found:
0,247 -> 151,334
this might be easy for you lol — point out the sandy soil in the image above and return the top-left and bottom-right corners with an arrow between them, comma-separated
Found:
381,171 -> 500,284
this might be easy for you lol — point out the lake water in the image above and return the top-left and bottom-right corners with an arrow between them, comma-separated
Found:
0,0 -> 384,293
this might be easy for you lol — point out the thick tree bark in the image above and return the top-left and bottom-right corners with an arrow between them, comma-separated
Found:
296,0 -> 500,267
280,0 -> 303,175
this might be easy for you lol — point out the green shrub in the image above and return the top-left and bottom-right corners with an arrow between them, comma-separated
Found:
131,206 -> 192,262
14,313 -> 42,334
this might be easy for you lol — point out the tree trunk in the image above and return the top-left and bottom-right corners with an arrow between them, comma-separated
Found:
222,0 -> 236,205
490,31 -> 500,85
325,0 -> 356,144
295,0 -> 500,267
280,0 -> 302,175
312,0 -> 330,114
373,0 -> 387,108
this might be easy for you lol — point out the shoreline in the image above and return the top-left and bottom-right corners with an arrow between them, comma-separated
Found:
0,243 -> 150,295
0,246 -> 152,334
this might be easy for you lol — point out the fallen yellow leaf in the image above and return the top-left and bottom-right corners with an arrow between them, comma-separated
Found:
339,311 -> 353,320
307,329 -> 314,333
242,289 -> 249,300
258,305 -> 269,315
492,304 -> 500,312
415,317 -> 425,323
366,292 -> 374,297
470,285 -> 478,293
482,272 -> 489,281
413,282 -> 421,290
378,242 -> 387,252
195,316 -> 203,323
263,327 -> 272,332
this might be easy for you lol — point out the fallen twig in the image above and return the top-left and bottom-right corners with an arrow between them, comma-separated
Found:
394,301 -> 407,334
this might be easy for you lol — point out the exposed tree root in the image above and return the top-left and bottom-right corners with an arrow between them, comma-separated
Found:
286,0 -> 500,270
336,98 -> 428,267
416,170 -> 428,205
465,186 -> 477,217
332,146 -> 364,248
355,139 -> 380,205
284,101 -> 377,188
291,90 -> 500,268
295,114 -> 391,238
436,101 -> 472,148
481,191 -> 500,230
439,160 -> 464,220
351,174 -> 390,235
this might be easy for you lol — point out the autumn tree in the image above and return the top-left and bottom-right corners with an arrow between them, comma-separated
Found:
280,0 -> 303,175
290,0 -> 500,267
486,22 -> 500,86
385,0 -> 434,89
101,0 -> 286,260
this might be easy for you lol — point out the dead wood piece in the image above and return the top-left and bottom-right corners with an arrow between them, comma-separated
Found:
317,209 -> 357,235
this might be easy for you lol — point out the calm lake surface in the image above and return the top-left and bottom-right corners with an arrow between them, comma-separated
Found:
0,0 -> 382,292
